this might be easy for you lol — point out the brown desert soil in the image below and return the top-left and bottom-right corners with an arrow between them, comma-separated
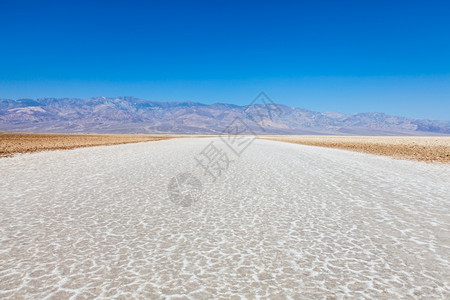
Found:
0,132 -> 174,157
2,132 -> 449,163
263,135 -> 450,163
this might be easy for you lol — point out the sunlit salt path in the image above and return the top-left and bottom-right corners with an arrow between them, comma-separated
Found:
1,138 -> 449,299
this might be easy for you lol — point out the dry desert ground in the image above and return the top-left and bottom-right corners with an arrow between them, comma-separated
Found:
1,132 -> 450,164
0,132 -> 173,157
263,135 -> 450,163
0,137 -> 449,298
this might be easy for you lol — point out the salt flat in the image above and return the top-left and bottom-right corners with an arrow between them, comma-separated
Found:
1,138 -> 449,299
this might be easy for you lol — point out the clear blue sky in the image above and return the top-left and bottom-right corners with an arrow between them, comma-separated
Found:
1,0 -> 449,120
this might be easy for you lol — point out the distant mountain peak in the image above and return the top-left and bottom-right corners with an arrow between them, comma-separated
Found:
0,97 -> 449,135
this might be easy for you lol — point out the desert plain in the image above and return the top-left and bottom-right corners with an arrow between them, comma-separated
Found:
1,132 -> 450,163
0,133 -> 449,298
0,132 -> 173,158
264,135 -> 450,163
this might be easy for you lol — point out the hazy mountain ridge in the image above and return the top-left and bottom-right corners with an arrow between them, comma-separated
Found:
0,97 -> 449,135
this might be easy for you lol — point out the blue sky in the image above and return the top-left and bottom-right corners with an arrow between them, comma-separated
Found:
1,0 -> 449,120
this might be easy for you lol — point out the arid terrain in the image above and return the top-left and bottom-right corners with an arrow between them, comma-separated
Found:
264,135 -> 450,163
1,138 -> 449,298
2,132 -> 450,163
0,132 -> 173,157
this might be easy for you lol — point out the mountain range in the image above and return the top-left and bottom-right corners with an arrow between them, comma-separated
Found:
1,96 -> 449,135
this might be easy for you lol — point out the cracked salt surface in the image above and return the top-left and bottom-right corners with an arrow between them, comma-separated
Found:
0,138 -> 449,298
